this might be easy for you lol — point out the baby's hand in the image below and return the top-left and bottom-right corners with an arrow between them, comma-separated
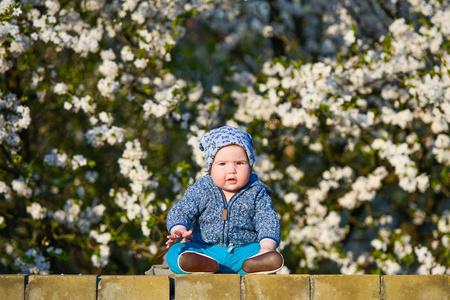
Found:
165,228 -> 194,249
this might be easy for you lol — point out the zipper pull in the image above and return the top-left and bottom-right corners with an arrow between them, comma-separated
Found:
222,208 -> 228,220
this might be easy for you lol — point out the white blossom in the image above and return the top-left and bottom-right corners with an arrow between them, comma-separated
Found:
44,148 -> 68,167
85,124 -> 125,147
91,244 -> 110,268
371,239 -> 386,251
99,60 -> 119,79
382,260 -> 402,275
437,210 -> 450,233
286,165 -> 304,182
71,154 -> 87,170
97,77 -> 119,98
83,0 -> 105,11
121,45 -> 134,62
415,245 -> 435,274
283,192 -> 299,204
143,100 -> 168,118
69,95 -> 96,113
13,7 -> 22,17
27,202 -> 46,220
90,230 -> 111,245
12,178 -> 32,198
53,82 -> 69,95
149,243 -> 158,255
133,58 -> 148,69
52,199 -> 80,228
262,25 -> 273,38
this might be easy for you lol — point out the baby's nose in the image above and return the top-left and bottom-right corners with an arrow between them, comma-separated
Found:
228,165 -> 237,173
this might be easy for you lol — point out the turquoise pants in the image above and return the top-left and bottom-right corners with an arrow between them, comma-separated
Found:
167,242 -> 260,275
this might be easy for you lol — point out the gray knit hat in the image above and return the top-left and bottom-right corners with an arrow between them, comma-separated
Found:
199,126 -> 255,170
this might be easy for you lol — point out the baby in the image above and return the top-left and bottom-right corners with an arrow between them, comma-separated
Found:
165,126 -> 283,274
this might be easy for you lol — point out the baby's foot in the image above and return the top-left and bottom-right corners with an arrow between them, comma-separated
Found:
242,251 -> 284,274
179,251 -> 219,274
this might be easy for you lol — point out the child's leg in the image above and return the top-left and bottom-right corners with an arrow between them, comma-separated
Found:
225,243 -> 284,275
224,243 -> 261,275
242,250 -> 284,274
167,242 -> 282,274
166,242 -> 220,274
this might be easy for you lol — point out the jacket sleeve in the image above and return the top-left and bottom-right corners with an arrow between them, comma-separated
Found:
166,185 -> 201,233
254,188 -> 281,246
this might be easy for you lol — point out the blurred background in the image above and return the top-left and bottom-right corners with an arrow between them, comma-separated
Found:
0,0 -> 449,275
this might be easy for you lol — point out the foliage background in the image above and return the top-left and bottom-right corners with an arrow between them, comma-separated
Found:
0,0 -> 449,275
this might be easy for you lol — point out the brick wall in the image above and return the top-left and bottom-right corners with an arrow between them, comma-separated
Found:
0,274 -> 449,299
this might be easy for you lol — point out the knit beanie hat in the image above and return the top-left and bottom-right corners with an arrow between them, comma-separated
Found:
199,126 -> 255,170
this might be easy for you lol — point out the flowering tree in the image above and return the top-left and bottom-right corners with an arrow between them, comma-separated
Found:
0,0 -> 449,275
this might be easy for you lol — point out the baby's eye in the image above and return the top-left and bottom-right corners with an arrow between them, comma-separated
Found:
219,162 -> 226,166
237,162 -> 245,165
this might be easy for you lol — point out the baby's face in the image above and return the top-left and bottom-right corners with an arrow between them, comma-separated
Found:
210,145 -> 251,199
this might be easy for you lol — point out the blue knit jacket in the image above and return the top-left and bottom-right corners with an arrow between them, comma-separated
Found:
166,173 -> 281,248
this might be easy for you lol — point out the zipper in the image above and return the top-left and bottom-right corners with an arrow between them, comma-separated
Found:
220,189 -> 241,246
220,190 -> 228,245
